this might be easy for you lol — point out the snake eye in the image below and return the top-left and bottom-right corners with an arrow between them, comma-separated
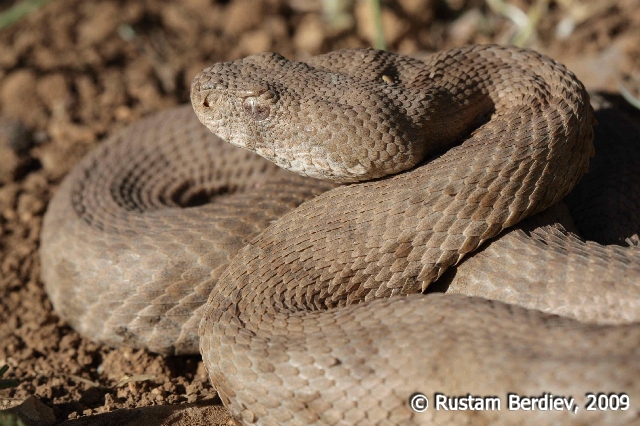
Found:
243,96 -> 270,121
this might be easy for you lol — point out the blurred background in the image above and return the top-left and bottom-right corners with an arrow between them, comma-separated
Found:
0,0 -> 638,424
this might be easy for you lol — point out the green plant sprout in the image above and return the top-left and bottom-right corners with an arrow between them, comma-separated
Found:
0,365 -> 17,390
0,0 -> 51,31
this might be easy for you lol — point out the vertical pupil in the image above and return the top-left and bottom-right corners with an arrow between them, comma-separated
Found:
243,97 -> 269,121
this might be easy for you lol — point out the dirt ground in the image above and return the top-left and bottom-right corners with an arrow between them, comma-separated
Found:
0,0 -> 639,424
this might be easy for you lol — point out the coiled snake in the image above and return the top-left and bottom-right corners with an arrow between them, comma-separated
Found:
41,45 -> 640,424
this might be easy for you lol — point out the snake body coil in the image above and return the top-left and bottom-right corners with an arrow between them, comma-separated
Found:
41,45 -> 640,425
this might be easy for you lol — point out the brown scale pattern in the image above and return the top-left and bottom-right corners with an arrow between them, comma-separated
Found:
438,98 -> 640,326
41,106 -> 337,354
41,45 -> 640,424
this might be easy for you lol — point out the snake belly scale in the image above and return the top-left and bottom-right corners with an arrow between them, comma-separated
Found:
41,45 -> 640,425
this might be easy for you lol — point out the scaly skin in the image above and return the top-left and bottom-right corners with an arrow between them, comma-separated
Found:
41,45 -> 639,424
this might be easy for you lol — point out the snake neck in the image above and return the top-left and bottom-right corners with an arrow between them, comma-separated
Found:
199,44 -> 596,327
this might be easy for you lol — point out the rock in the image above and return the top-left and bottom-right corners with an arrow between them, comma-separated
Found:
0,116 -> 32,183
1,396 -> 56,426
59,399 -> 233,426
0,117 -> 31,153
294,14 -> 326,54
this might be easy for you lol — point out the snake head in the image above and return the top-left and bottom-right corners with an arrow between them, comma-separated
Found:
191,50 -> 430,182
191,54 -> 283,155
191,52 -> 304,173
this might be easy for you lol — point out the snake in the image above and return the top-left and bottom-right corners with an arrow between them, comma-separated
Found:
40,45 -> 640,424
